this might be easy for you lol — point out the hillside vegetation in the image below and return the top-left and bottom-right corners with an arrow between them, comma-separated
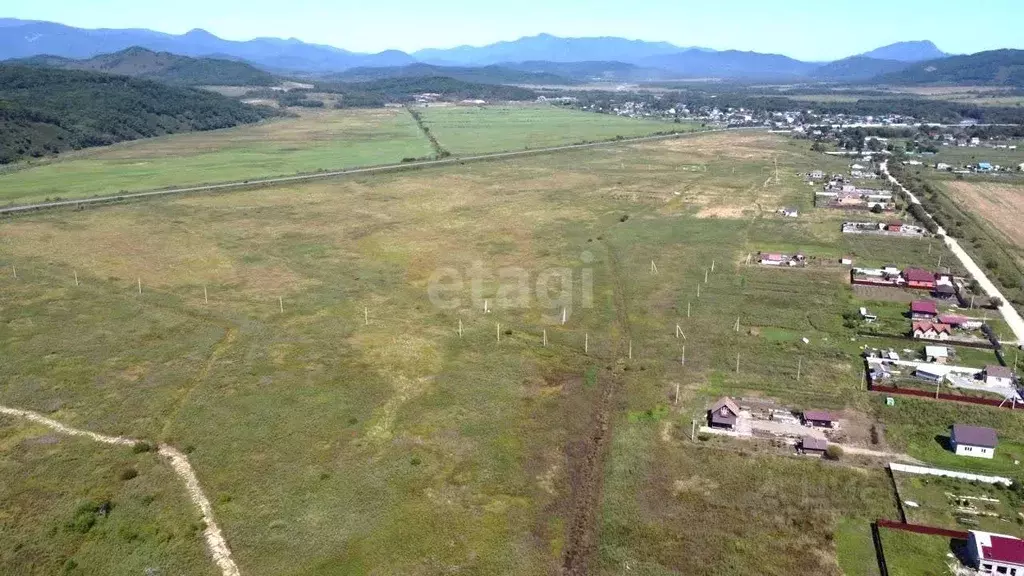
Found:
10,46 -> 280,86
328,62 -> 574,85
876,49 -> 1024,86
0,65 -> 277,164
314,76 -> 538,107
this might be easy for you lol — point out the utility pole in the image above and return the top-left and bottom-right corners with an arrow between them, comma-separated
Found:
675,383 -> 680,406
690,419 -> 696,441
681,345 -> 686,366
364,307 -> 369,326
697,284 -> 701,298
628,340 -> 632,360
497,323 -> 500,343
137,278 -> 142,294
585,332 -> 588,354
711,259 -> 716,272
11,266 -> 16,279
204,285 -> 208,304
74,270 -> 79,286
543,329 -> 547,347
735,317 -> 740,333
704,269 -> 709,283
279,297 -> 283,313
687,301 -> 691,318
735,353 -> 740,374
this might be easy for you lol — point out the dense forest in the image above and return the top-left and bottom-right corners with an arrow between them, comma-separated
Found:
0,66 -> 277,164
9,47 -> 281,87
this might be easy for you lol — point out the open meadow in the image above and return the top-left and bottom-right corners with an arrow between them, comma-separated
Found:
2,129 -> 1009,575
0,108 -> 433,205
0,419 -> 215,575
942,179 -> 1024,256
417,105 -> 698,155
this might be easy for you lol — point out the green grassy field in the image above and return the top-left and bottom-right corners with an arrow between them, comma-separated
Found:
895,473 -> 1024,536
0,108 -> 433,205
418,104 -> 699,155
875,396 -> 1024,476
0,420 -> 215,575
879,529 -> 956,576
1,129 -> 1009,574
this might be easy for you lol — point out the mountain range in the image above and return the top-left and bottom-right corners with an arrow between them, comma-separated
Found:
8,18 -> 1022,85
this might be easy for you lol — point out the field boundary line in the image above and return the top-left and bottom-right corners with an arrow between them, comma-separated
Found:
0,127 -> 758,216
0,405 -> 242,576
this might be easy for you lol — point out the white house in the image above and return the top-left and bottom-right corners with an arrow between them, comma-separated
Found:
951,424 -> 998,459
967,530 -> 1024,575
985,365 -> 1016,388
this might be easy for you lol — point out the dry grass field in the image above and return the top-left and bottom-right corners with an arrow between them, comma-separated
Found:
944,180 -> 1024,251
1,131 -> 975,575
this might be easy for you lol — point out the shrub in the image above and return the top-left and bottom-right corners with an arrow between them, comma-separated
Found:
131,441 -> 152,453
119,468 -> 138,481
697,433 -> 711,442
824,445 -> 844,460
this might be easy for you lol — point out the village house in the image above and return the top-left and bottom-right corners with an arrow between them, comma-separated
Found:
779,207 -> 799,218
903,268 -> 937,290
951,424 -> 998,459
800,435 -> 828,456
967,530 -> 1024,575
809,170 -> 825,180
913,321 -> 952,341
759,253 -> 785,266
885,221 -> 903,233
933,283 -> 957,300
985,365 -> 1016,388
910,300 -> 939,319
708,397 -> 740,429
936,162 -> 951,171
802,410 -> 838,429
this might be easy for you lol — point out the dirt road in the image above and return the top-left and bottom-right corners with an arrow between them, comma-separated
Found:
881,160 -> 1024,345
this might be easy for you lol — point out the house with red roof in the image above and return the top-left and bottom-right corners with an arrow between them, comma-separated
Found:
967,530 -> 1024,575
913,321 -> 952,341
910,300 -> 938,319
903,268 -> 937,289
886,221 -> 903,233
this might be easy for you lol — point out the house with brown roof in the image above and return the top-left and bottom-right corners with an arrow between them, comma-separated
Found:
903,268 -> 937,290
913,321 -> 952,341
951,424 -> 998,459
802,410 -> 838,429
708,397 -> 740,429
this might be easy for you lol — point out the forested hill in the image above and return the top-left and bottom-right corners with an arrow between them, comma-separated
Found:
9,47 -> 280,86
874,49 -> 1024,86
0,66 -> 277,164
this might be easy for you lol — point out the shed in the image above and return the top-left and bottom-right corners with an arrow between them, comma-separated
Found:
801,436 -> 828,455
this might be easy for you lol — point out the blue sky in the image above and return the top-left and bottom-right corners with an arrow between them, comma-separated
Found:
6,0 -> 1022,60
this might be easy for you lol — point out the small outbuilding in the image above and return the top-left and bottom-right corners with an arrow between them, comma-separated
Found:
708,397 -> 740,429
951,424 -> 998,459
800,435 -> 828,456
925,345 -> 949,364
802,410 -> 838,429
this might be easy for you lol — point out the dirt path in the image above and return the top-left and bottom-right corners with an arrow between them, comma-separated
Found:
0,405 -> 241,576
560,240 -> 629,576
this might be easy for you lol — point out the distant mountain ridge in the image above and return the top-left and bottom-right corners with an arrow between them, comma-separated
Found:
874,49 -> 1024,86
0,19 -> 414,72
412,33 -> 707,66
10,46 -> 280,86
329,62 -> 576,85
858,40 -> 947,62
2,18 -> 1014,85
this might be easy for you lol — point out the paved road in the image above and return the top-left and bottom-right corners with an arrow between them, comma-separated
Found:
0,126 -> 751,216
882,159 -> 1024,346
